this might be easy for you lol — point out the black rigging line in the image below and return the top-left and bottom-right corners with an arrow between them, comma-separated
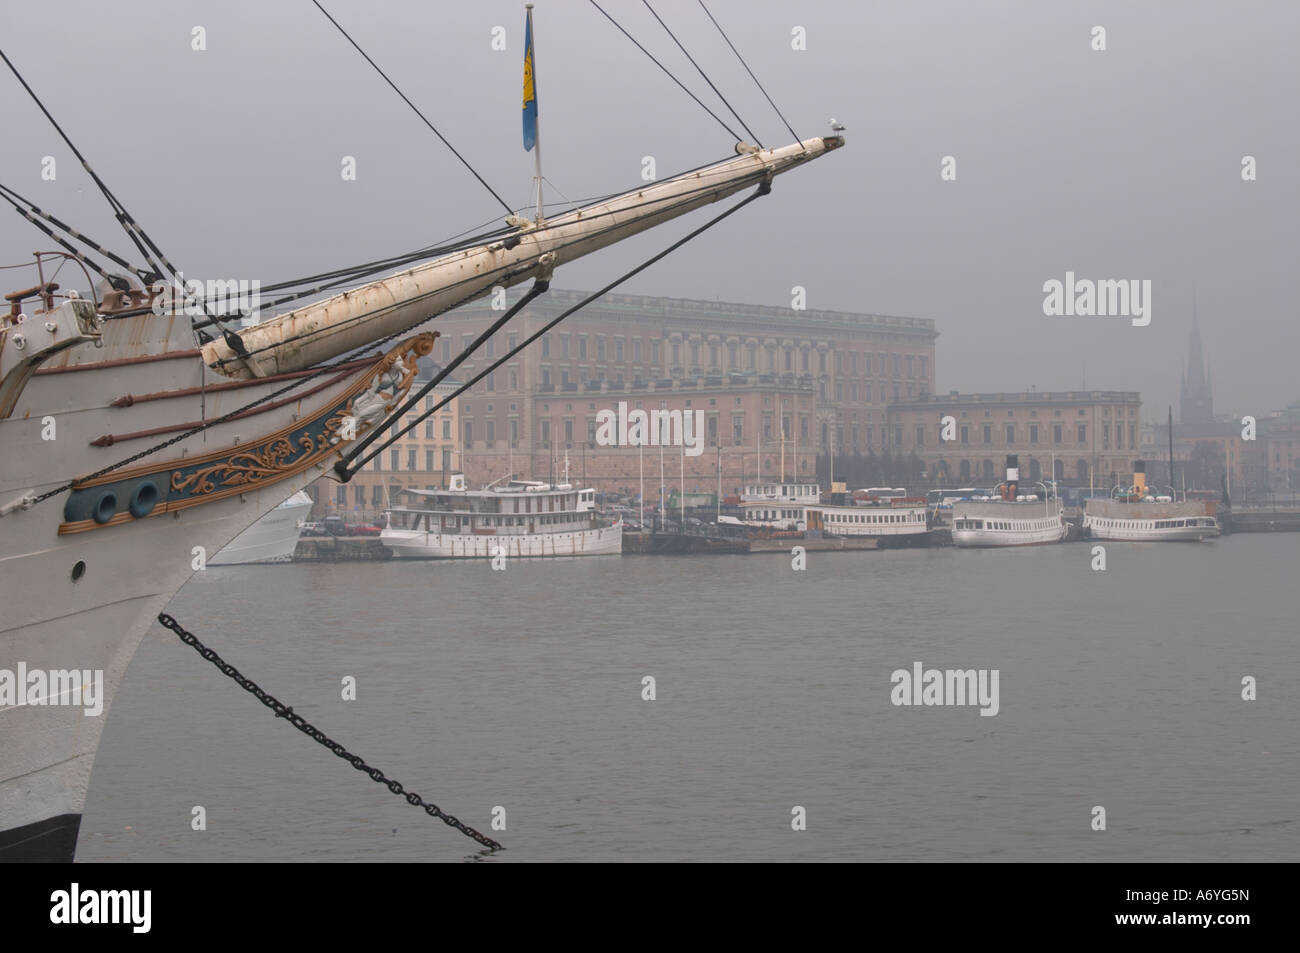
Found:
0,46 -> 259,356
0,183 -> 144,283
337,281 -> 550,477
338,182 -> 771,479
587,0 -> 743,143
0,47 -> 176,282
309,0 -> 513,216
212,155 -> 736,325
0,194 -> 115,285
697,0 -> 804,149
231,173 -> 719,321
191,223 -> 519,326
641,0 -> 762,147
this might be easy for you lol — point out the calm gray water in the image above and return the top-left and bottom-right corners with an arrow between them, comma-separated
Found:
80,534 -> 1299,862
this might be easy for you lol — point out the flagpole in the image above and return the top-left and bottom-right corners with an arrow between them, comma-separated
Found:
526,3 -> 544,224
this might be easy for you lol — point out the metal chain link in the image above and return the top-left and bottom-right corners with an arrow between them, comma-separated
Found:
157,612 -> 503,852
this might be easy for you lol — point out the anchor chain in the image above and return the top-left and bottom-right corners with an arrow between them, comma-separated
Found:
157,612 -> 502,852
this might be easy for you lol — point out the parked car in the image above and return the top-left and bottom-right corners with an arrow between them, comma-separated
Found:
300,521 -> 327,537
323,516 -> 348,536
349,524 -> 384,537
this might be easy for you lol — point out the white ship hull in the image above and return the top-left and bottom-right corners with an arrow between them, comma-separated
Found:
727,489 -> 929,538
0,317 -> 432,860
1083,516 -> 1219,542
210,491 -> 313,565
1083,499 -> 1219,542
819,505 -> 929,538
951,500 -> 1068,548
382,523 -> 622,559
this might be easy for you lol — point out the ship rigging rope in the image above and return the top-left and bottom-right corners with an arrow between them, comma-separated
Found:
308,0 -> 514,216
0,198 -> 114,288
696,0 -> 803,149
339,182 -> 769,478
0,46 -> 256,354
156,613 -> 503,852
0,47 -> 174,285
587,0 -> 743,143
210,165 -> 773,368
339,281 -> 550,473
0,183 -> 145,284
640,0 -> 762,147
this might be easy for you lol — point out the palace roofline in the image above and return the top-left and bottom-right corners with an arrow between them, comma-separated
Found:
451,287 -> 937,337
888,390 -> 1141,410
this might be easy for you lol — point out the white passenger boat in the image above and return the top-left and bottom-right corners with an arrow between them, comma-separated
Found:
209,491 -> 313,565
951,456 -> 1067,548
381,473 -> 621,558
718,482 -> 929,539
1083,461 -> 1220,542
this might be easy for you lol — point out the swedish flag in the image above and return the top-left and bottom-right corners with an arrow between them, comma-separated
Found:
522,11 -> 538,152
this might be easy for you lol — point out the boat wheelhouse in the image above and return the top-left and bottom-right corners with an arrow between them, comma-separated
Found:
951,456 -> 1068,548
381,473 -> 621,558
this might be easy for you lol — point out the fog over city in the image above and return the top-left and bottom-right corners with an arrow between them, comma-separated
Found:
3,0 -> 1296,415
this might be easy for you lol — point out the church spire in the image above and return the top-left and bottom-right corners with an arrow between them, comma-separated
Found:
1180,295 -> 1213,424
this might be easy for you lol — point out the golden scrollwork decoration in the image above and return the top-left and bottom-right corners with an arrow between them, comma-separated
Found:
170,437 -> 300,495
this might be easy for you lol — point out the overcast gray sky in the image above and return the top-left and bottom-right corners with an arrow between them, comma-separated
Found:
3,0 -> 1296,418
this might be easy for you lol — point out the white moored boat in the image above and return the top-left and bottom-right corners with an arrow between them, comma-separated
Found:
951,456 -> 1068,548
719,482 -> 929,540
209,490 -> 313,565
1083,461 -> 1220,542
381,473 -> 621,559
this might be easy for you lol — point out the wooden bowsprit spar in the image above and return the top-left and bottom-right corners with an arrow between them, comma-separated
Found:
202,135 -> 843,380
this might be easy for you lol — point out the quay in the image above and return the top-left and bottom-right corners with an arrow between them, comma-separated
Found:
294,537 -> 392,562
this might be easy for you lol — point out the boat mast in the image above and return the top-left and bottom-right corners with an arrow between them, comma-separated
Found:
524,3 -> 544,224
1168,405 -> 1176,499
659,436 -> 665,531
716,443 -> 722,523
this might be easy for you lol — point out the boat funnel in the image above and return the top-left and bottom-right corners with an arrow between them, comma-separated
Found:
448,472 -> 466,491
1132,460 -> 1147,496
1001,454 -> 1019,500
